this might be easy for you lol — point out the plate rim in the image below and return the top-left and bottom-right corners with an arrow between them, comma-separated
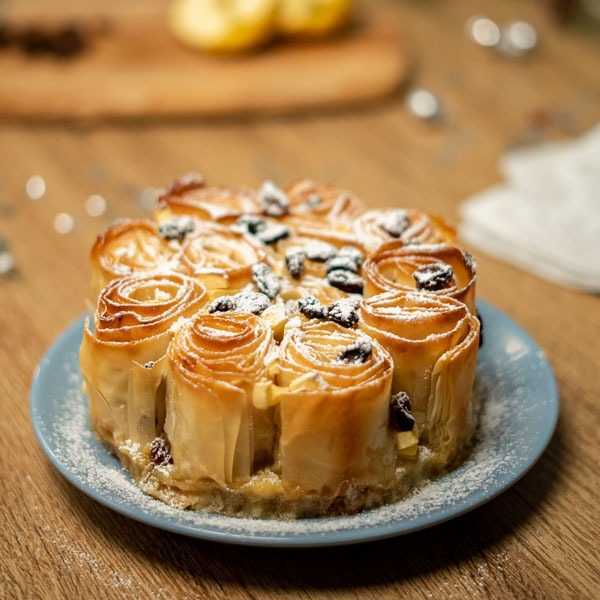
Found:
30,298 -> 559,548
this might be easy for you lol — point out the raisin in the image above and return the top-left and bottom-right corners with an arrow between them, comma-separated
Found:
256,224 -> 291,245
476,310 -> 484,347
52,25 -> 85,59
208,295 -> 235,313
158,216 -> 195,241
236,214 -> 267,235
232,291 -> 271,315
150,436 -> 173,466
143,361 -> 155,369
382,210 -> 410,238
285,249 -> 306,279
298,295 -> 328,320
258,181 -> 289,217
413,263 -> 453,291
0,24 -> 12,49
16,24 -> 86,59
337,246 -> 364,268
390,391 -> 415,432
327,298 -> 360,328
252,263 -> 281,299
337,339 -> 373,364
327,270 -> 364,294
304,240 -> 337,262
325,255 -> 359,274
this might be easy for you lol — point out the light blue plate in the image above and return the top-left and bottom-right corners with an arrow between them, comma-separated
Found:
30,299 -> 558,547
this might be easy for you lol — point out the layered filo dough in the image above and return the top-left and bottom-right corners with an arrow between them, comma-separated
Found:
362,241 -> 477,313
79,272 -> 208,449
81,175 -> 483,518
359,292 -> 480,465
164,313 -> 276,489
353,208 -> 457,253
275,319 -> 395,496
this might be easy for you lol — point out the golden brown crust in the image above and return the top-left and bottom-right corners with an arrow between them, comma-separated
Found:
359,291 -> 480,463
90,219 -> 179,301
156,184 -> 261,224
353,209 -> 456,254
362,241 -> 477,313
176,221 -> 269,296
81,175 -> 480,519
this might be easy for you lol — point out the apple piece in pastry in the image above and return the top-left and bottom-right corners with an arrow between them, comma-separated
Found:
353,209 -> 456,254
90,219 -> 181,301
79,272 -> 208,450
163,312 -> 277,488
274,318 -> 395,495
362,241 -> 477,313
359,291 -> 480,463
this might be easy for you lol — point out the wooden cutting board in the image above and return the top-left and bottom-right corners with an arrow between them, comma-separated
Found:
0,2 -> 410,120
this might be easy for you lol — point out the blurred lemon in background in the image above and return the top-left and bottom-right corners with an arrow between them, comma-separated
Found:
168,0 -> 279,52
168,0 -> 354,53
277,0 -> 353,37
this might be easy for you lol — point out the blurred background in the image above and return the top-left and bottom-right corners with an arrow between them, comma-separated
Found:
1,1 -> 598,297
1,2 -> 599,598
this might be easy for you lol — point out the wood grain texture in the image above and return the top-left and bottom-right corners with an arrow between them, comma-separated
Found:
1,0 -> 599,598
0,0 -> 409,119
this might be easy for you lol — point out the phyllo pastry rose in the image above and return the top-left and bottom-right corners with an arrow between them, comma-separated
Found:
353,208 -> 456,253
80,173 -> 484,518
79,272 -> 208,449
359,291 -> 480,463
155,174 -> 261,224
362,241 -> 477,313
90,219 -> 180,301
164,313 -> 277,488
175,220 -> 269,297
280,179 -> 365,238
273,318 -> 395,496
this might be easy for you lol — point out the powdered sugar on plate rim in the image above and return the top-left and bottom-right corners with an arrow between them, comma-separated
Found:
30,299 -> 558,547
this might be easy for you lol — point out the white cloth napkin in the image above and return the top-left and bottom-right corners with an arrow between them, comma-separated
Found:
459,122 -> 600,293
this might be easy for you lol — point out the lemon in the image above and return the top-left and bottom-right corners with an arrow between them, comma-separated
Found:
276,0 -> 354,37
168,0 -> 279,53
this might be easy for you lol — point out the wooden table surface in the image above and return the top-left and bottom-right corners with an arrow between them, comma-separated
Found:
1,1 -> 599,598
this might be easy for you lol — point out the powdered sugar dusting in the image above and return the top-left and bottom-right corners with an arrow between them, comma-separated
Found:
37,308 -> 555,544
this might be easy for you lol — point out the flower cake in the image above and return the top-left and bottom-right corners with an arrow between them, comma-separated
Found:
80,175 -> 480,518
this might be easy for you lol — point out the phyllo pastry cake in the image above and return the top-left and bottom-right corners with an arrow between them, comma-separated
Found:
81,175 -> 482,518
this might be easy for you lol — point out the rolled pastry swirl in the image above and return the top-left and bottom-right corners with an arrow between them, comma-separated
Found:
90,219 -> 179,301
353,209 -> 456,254
79,272 -> 208,449
359,291 -> 480,463
281,179 -> 366,239
176,221 -> 269,297
164,313 -> 277,488
156,181 -> 261,224
275,318 -> 395,495
363,241 -> 477,313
